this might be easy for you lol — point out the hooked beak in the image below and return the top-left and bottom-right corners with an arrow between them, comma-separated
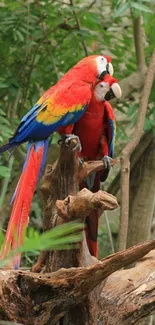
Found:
105,83 -> 122,101
98,62 -> 114,80
98,70 -> 108,80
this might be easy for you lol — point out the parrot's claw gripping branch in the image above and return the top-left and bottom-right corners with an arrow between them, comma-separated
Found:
58,134 -> 82,151
78,157 -> 120,183
102,155 -> 112,170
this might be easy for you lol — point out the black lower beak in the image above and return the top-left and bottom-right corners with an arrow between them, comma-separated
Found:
98,70 -> 108,80
105,88 -> 115,101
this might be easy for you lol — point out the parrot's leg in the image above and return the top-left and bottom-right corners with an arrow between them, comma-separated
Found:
58,134 -> 82,151
100,155 -> 112,182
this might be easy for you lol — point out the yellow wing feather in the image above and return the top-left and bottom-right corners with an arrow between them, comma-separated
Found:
36,91 -> 85,125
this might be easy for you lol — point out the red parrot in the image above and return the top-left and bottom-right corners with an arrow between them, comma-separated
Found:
0,55 -> 113,268
59,74 -> 122,257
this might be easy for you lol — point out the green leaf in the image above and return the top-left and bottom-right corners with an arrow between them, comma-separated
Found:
114,3 -> 130,17
52,132 -> 61,144
0,221 -> 83,267
141,0 -> 155,2
127,104 -> 138,117
0,166 -> 10,178
144,117 -> 152,131
0,82 -> 8,88
15,30 -> 25,42
131,2 -> 153,13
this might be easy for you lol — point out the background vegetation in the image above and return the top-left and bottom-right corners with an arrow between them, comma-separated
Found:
0,0 -> 155,269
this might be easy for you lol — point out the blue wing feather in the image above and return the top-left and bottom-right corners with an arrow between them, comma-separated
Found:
10,104 -> 88,144
109,119 -> 115,158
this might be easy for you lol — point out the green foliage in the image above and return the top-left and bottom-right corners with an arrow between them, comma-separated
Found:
114,0 -> 154,17
0,221 -> 83,267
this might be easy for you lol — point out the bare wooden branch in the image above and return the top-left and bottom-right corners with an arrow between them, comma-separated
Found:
100,249 -> 155,324
56,188 -> 118,220
1,241 -> 155,325
118,48 -> 155,251
104,211 -> 115,253
78,158 -> 119,184
107,131 -> 154,197
132,14 -> 146,73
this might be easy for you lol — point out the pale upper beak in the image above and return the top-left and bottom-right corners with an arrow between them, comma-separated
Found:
105,83 -> 122,100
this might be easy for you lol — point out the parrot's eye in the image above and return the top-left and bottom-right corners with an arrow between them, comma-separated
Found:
100,84 -> 104,87
106,62 -> 114,76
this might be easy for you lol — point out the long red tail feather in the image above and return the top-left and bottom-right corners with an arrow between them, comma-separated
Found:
0,140 -> 48,269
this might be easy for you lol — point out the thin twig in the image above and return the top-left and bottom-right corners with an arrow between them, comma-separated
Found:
86,0 -> 96,11
10,88 -> 21,120
70,0 -> 88,56
118,48 -> 155,251
104,211 -> 115,254
107,132 -> 154,196
19,47 -> 39,118
37,2 -> 60,80
26,0 -> 30,55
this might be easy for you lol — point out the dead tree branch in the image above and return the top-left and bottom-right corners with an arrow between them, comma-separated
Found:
100,249 -> 155,325
56,188 -> 118,220
132,14 -> 146,73
1,241 -> 155,325
107,131 -> 154,197
118,48 -> 155,251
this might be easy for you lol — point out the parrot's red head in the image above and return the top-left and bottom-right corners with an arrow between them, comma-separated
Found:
69,55 -> 114,84
94,75 -> 122,101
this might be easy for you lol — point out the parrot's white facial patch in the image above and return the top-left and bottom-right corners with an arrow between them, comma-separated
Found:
96,56 -> 114,78
94,82 -> 110,101
96,56 -> 108,77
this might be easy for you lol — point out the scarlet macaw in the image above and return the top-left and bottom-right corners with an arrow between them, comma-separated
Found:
59,74 -> 122,257
77,75 -> 121,257
0,55 -> 113,268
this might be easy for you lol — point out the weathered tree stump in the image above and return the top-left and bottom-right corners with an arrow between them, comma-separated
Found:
0,136 -> 155,325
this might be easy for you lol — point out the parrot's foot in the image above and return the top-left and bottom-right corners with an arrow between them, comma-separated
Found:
58,134 -> 82,151
102,155 -> 112,169
65,134 -> 82,151
100,155 -> 112,182
78,157 -> 85,167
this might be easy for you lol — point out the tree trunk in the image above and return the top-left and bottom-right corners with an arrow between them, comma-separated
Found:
127,138 -> 155,247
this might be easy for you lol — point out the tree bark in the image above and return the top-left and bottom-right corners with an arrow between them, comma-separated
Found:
132,14 -> 146,74
127,139 -> 155,246
118,48 -> 155,251
107,132 -> 154,198
99,249 -> 155,325
1,241 -> 155,325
